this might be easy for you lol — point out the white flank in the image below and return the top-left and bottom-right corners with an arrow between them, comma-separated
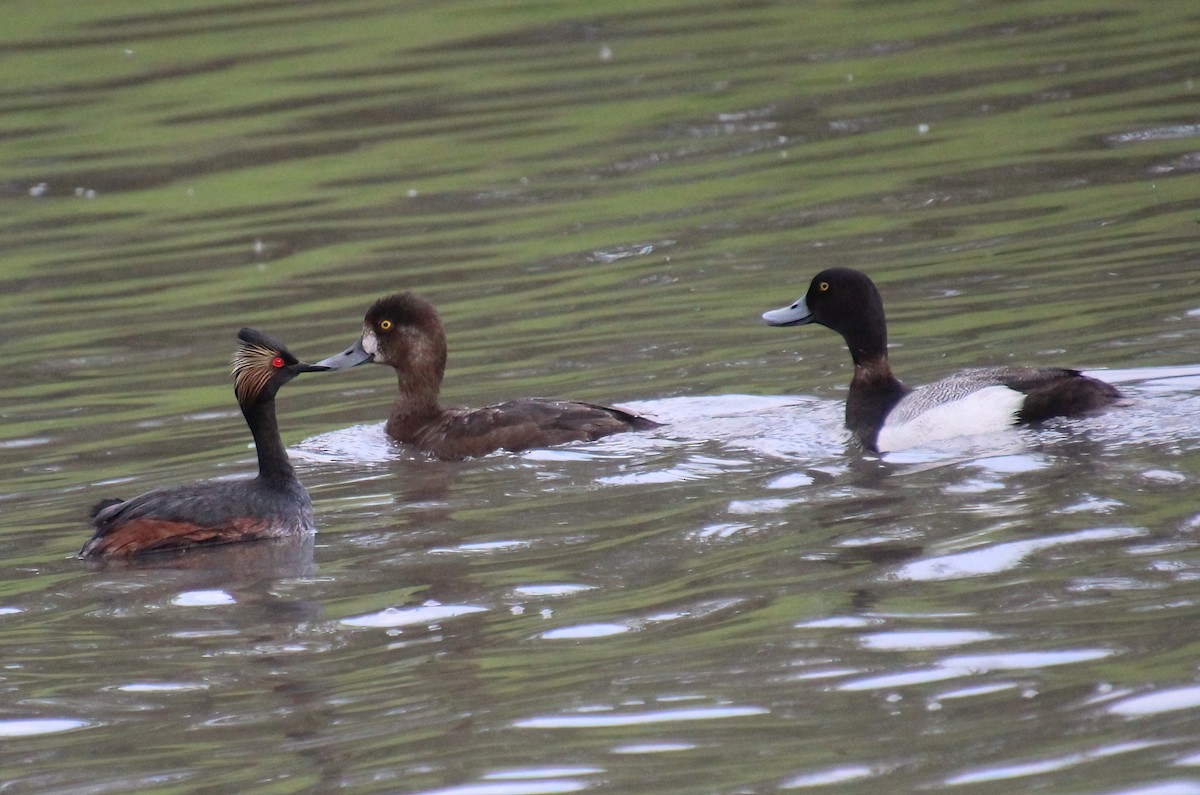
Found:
876,385 -> 1025,451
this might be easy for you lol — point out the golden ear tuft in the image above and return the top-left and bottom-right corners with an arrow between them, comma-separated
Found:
232,341 -> 280,402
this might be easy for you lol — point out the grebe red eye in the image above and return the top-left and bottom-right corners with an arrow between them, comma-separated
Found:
272,356 -> 285,368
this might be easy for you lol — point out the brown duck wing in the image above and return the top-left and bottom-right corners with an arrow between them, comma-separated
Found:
418,399 -> 659,459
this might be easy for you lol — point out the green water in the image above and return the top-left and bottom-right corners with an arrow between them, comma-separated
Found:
3,1 -> 1200,793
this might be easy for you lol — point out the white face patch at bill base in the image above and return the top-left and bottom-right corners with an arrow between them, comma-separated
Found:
876,385 -> 1025,452
360,328 -> 379,357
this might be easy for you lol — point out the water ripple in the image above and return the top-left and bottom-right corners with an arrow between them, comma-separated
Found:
340,602 -> 488,628
0,718 -> 92,737
514,704 -> 768,729
892,527 -> 1145,582
1109,687 -> 1200,717
839,648 -> 1114,692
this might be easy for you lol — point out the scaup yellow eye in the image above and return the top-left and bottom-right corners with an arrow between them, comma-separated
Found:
379,319 -> 393,331
819,281 -> 829,292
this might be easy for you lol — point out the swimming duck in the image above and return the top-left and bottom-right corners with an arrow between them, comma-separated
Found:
316,293 -> 660,460
80,329 -> 328,558
762,267 -> 1124,452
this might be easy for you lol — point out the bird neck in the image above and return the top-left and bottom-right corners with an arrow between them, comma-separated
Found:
836,288 -> 889,367
841,323 -> 887,368
241,396 -> 295,487
392,361 -> 444,419
848,358 -> 909,451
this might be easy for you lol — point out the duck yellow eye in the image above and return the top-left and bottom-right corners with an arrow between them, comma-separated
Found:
819,281 -> 829,292
379,319 -> 393,331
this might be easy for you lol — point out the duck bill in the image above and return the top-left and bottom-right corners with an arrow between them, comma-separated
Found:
762,297 -> 814,327
315,337 -> 374,370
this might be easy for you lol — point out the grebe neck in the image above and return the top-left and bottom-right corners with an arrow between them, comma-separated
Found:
241,396 -> 295,487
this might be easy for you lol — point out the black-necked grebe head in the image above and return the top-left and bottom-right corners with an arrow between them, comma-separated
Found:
233,327 -> 329,404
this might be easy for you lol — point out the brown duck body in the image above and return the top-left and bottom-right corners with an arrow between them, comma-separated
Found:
318,293 -> 659,461
80,329 -> 326,558
389,398 -> 658,460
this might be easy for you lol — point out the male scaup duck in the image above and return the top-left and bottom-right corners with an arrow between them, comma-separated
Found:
316,293 -> 660,460
80,329 -> 328,558
762,267 -> 1125,452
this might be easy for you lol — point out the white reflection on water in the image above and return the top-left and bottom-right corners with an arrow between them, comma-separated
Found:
935,682 -> 1020,700
291,422 -> 397,464
514,704 -> 768,729
340,601 -> 488,628
432,539 -> 532,554
795,616 -> 880,629
0,718 -> 91,737
512,584 -> 596,598
409,781 -> 590,795
780,764 -> 878,788
943,740 -> 1164,786
538,597 -> 746,640
611,742 -> 697,754
1099,784 -> 1200,795
535,598 -> 739,643
936,649 -> 1115,670
858,629 -> 998,651
837,667 -> 963,690
116,682 -> 210,693
171,589 -> 236,607
1108,686 -> 1200,717
485,767 -> 605,780
1091,366 -> 1200,385
541,623 -> 629,640
838,648 -> 1114,692
892,527 -> 1145,581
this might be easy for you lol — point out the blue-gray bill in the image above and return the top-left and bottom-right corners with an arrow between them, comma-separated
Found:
762,296 -> 813,326
315,337 -> 374,370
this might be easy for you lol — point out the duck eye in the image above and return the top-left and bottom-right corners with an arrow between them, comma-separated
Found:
271,356 -> 285,368
379,319 -> 393,331
819,281 -> 830,292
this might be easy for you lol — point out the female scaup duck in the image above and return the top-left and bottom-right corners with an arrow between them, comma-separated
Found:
316,293 -> 660,460
762,267 -> 1125,452
80,329 -> 328,558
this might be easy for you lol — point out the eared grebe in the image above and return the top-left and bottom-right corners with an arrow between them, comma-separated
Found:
80,328 -> 329,558
316,293 -> 660,460
762,268 -> 1125,452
